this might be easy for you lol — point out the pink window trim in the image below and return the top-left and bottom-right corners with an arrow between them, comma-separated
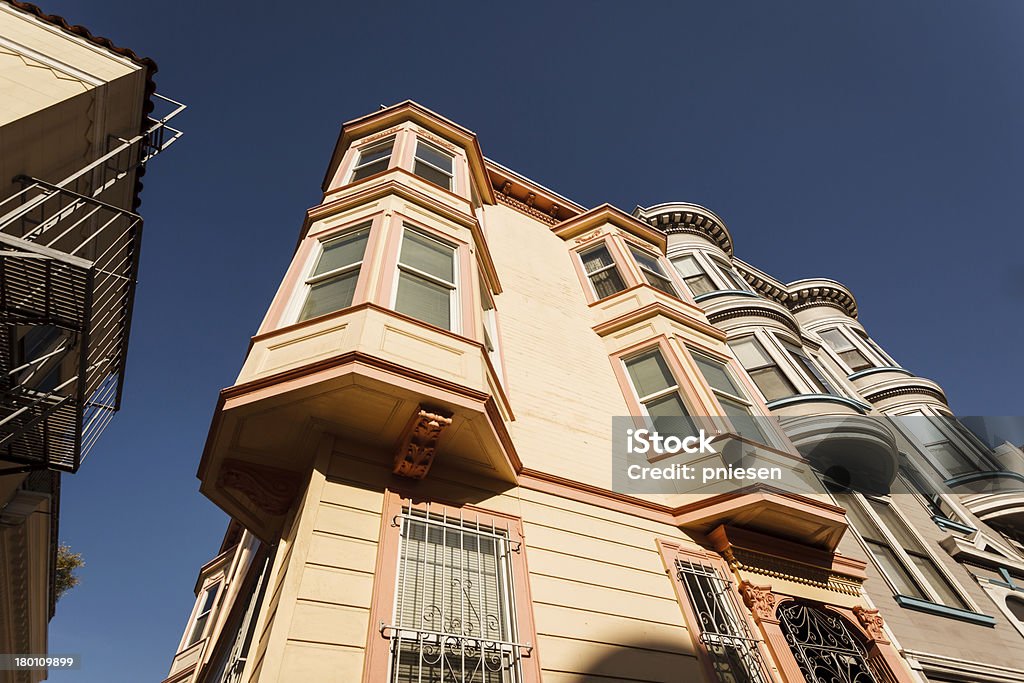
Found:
361,490 -> 542,683
259,212 -> 387,333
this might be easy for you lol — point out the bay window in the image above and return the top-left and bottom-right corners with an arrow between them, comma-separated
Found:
394,227 -> 458,331
185,582 -> 220,647
781,341 -> 840,396
673,255 -> 716,296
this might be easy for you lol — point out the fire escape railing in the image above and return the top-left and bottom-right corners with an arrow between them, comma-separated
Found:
0,94 -> 184,472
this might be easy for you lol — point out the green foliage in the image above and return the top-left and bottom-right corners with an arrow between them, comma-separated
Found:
55,544 -> 84,602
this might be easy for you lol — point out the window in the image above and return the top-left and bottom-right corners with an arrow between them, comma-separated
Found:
624,349 -> 697,437
394,227 -> 458,330
628,245 -> 677,296
712,259 -> 751,292
730,336 -> 797,402
676,559 -> 771,683
673,255 -> 716,296
782,341 -> 840,396
412,140 -> 455,191
853,328 -> 897,367
580,244 -> 627,299
692,351 -> 774,447
836,492 -> 970,609
298,225 -> 370,321
351,138 -> 394,181
385,505 -> 528,683
480,281 -> 503,382
899,414 -> 988,478
819,328 -> 873,372
186,583 -> 220,647
897,455 -> 960,521
1008,597 -> 1024,623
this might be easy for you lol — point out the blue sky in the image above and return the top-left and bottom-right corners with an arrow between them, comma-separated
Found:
32,1 -> 1024,680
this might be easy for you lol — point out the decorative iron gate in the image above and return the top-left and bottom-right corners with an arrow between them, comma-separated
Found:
778,602 -> 879,683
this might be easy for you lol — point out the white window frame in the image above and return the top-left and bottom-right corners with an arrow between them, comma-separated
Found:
578,242 -> 627,300
689,348 -> 779,449
350,137 -> 396,182
775,336 -> 845,398
730,332 -> 801,403
412,139 -> 456,191
670,250 -> 750,297
294,223 -> 371,323
894,409 -> 998,480
627,243 -> 678,297
817,326 -> 882,374
183,580 -> 221,649
839,491 -> 978,611
391,225 -> 460,333
621,346 -> 699,437
480,278 -> 503,384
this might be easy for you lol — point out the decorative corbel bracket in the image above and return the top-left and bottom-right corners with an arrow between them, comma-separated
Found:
740,580 -> 779,623
392,407 -> 453,479
217,458 -> 302,516
852,605 -> 889,644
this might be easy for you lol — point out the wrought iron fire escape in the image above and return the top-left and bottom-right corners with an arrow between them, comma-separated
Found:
0,94 -> 185,472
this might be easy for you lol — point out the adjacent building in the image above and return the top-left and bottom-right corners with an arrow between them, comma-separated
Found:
165,101 -> 1024,683
0,1 -> 182,677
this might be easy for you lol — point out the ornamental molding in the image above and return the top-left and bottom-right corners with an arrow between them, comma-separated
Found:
706,304 -> 802,337
862,383 -> 948,405
638,209 -> 733,256
411,126 -> 458,152
851,605 -> 888,643
358,125 -> 403,146
739,581 -> 778,622
217,459 -> 301,516
785,282 -> 858,318
725,546 -> 864,596
496,189 -> 560,225
392,407 -> 454,479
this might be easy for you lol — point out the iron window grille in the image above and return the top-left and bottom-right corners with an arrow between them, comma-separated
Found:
777,603 -> 881,683
381,503 -> 532,683
676,559 -> 772,683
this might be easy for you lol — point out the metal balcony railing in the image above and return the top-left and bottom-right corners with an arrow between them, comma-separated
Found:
0,94 -> 184,472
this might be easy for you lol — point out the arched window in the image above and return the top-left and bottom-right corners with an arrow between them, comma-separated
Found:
1008,596 -> 1024,623
778,602 -> 880,683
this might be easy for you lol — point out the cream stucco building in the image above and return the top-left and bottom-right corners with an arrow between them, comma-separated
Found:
0,2 -> 182,678
165,101 -> 1024,683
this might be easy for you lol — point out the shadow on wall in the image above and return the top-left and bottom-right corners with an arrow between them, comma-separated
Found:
535,634 -> 705,682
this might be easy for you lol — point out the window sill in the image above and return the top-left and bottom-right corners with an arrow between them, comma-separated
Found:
693,289 -> 760,303
764,394 -> 871,414
931,515 -> 977,535
846,366 -> 910,380
893,595 -> 996,626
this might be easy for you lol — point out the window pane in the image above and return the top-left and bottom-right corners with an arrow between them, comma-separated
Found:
629,246 -> 664,275
400,230 -> 454,282
625,351 -> 675,399
590,266 -> 626,298
908,554 -> 969,609
927,442 -> 978,476
865,499 -> 926,553
784,343 -> 838,395
839,348 -> 873,371
643,271 -> 677,296
730,337 -> 773,369
413,160 -> 452,189
684,274 -> 715,295
694,355 -> 741,397
299,271 -> 359,321
359,140 -> 393,165
1008,598 -> 1024,622
820,328 -> 852,351
415,142 -> 454,173
395,271 -> 451,329
749,367 -> 797,402
835,494 -> 885,543
312,228 -> 369,276
582,246 -> 616,273
645,393 -> 698,437
673,255 -> 704,278
866,541 -> 926,599
720,396 -> 772,446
